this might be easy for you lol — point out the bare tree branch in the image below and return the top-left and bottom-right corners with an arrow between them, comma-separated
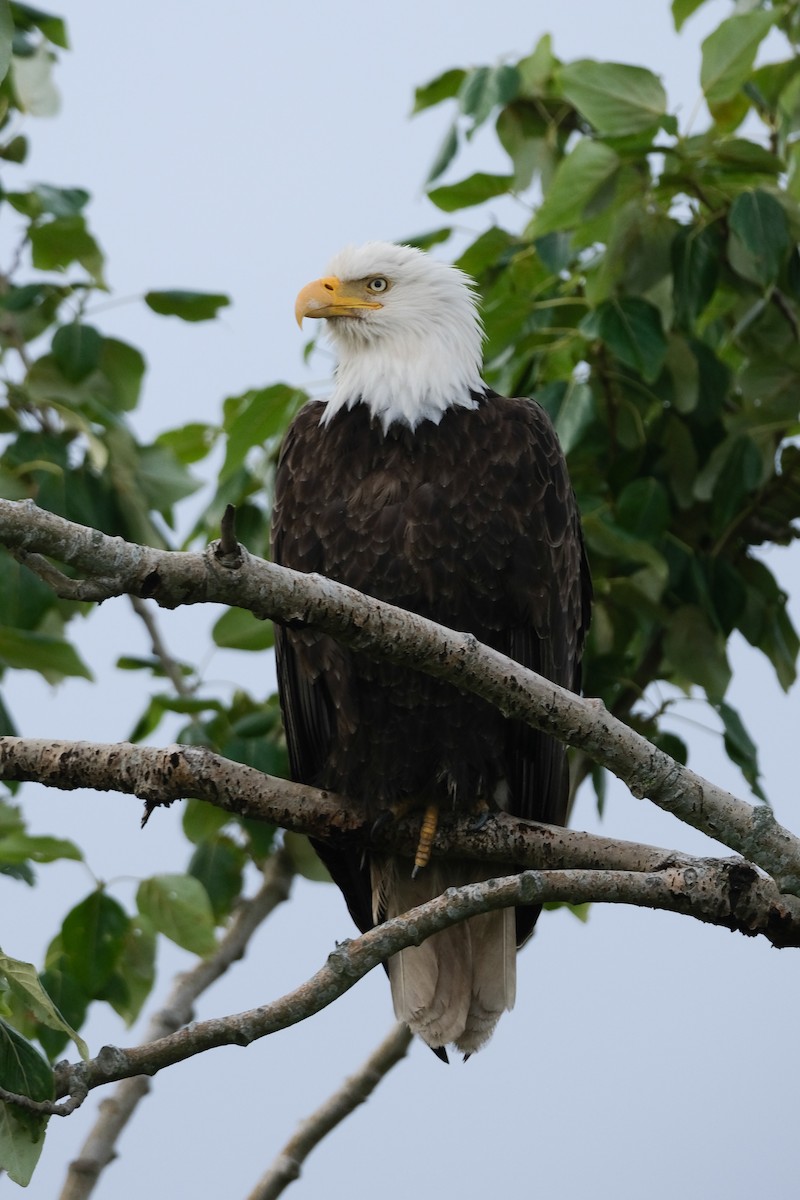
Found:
1,499 -> 799,892
57,850 -> 295,1200
248,1023 -> 412,1200
0,862 -> 785,1120
0,735 -> 741,877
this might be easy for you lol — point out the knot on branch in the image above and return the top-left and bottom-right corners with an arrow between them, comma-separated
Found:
95,1044 -> 130,1076
214,503 -> 243,566
327,939 -> 358,977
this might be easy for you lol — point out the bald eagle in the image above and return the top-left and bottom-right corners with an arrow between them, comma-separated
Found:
271,242 -> 591,1056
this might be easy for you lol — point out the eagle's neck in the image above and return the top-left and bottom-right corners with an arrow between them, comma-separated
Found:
320,318 -> 486,432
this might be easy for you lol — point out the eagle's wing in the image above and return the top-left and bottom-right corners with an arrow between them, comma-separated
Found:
498,398 -> 592,943
271,404 -> 375,934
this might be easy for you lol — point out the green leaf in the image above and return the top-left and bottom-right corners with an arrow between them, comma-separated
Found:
34,967 -> 88,1061
0,1098 -> 46,1186
29,215 -> 104,283
0,1018 -> 52,1184
0,799 -> 24,838
701,11 -> 775,106
135,443 -> 199,513
0,953 -> 88,1059
582,513 -> 669,584
182,798 -> 231,846
663,605 -> 731,700
585,297 -> 667,383
712,138 -> 783,175
728,189 -> 790,286
401,227 -> 452,252
61,892 -> 129,996
0,833 -> 82,865
652,732 -> 688,765
542,900 -> 591,922
188,837 -> 245,922
558,60 -> 667,136
738,559 -> 798,691
156,421 -> 217,465
283,833 -> 331,883
672,0 -> 711,32
99,338 -> 146,412
537,381 -> 595,455
105,916 -> 156,1027
616,478 -> 670,539
672,221 -> 723,330
710,436 -> 763,535
428,171 -> 513,212
10,4 -> 69,48
496,104 -> 551,191
412,67 -> 466,114
220,384 -> 304,482
240,817 -> 277,864
530,140 -> 620,236
518,34 -> 555,95
693,434 -> 760,506
0,547 -> 57,632
456,226 -> 517,278
664,335 -> 700,414
0,134 -> 27,162
716,700 -> 765,800
51,323 -> 102,383
458,64 -> 520,130
0,627 -> 92,681
0,0 -> 13,86
143,694 -> 224,717
144,290 -> 230,322
32,184 -> 89,218
0,1022 -> 54,1103
136,874 -> 216,956
212,606 -> 274,652
425,122 -> 459,184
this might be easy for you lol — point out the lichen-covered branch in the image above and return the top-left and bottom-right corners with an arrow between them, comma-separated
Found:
0,735 -> 736,877
0,498 -> 799,893
248,1023 -> 413,1200
0,863 -> 781,1117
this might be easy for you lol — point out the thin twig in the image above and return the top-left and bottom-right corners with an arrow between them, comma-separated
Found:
129,595 -> 193,698
248,1024 -> 412,1200
58,850 -> 295,1200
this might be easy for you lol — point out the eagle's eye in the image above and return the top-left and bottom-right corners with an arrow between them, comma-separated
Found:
366,277 -> 389,294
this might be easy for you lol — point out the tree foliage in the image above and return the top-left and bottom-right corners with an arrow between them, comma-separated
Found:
413,5 -> 800,802
0,0 -> 798,1188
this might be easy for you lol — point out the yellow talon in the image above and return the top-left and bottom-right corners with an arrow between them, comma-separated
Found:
412,803 -> 439,877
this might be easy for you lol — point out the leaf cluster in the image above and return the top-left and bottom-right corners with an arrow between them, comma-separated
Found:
412,6 -> 800,798
0,9 -> 289,1177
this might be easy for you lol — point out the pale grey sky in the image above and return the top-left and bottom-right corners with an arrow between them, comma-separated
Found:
4,2 -> 799,1197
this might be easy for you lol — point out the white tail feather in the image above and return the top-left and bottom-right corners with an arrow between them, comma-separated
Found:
372,857 -> 517,1053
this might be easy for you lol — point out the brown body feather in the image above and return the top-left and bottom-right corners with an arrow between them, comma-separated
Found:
271,390 -> 590,1053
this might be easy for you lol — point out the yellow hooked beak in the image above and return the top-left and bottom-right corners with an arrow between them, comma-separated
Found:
295,276 -> 384,327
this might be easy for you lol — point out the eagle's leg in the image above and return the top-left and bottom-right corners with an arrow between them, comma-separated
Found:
412,803 -> 439,878
370,795 -> 418,838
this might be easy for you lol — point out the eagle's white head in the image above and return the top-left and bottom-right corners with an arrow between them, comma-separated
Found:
295,241 -> 486,431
